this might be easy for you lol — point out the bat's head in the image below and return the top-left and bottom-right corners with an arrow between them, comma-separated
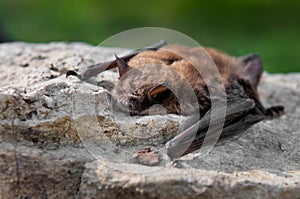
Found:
112,63 -> 182,116
112,45 -> 209,116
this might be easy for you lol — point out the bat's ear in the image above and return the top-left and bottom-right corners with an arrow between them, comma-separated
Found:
115,53 -> 130,78
238,53 -> 263,88
148,84 -> 169,100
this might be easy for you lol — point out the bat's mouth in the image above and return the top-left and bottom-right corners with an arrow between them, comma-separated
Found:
112,96 -> 145,116
114,103 -> 162,116
112,95 -> 172,116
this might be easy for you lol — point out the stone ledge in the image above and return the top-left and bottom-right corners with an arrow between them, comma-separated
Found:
0,42 -> 299,198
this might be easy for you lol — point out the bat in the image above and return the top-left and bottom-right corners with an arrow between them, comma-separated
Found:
66,41 -> 284,165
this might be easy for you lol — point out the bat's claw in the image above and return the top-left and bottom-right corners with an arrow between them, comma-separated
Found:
266,105 -> 285,119
66,70 -> 79,78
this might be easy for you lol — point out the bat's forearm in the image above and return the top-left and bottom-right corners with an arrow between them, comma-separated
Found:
66,40 -> 167,80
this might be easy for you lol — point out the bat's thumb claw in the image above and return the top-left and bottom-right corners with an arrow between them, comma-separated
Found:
66,70 -> 79,78
114,52 -> 118,59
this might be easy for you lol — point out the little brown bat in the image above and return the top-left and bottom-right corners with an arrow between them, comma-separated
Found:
67,40 -> 284,162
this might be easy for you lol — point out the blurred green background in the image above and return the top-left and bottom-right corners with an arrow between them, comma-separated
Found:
0,0 -> 299,73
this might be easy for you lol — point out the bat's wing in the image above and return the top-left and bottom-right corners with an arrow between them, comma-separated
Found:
66,40 -> 167,80
166,87 -> 267,159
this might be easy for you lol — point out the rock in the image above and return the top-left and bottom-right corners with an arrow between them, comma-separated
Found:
0,142 -> 92,199
130,148 -> 161,166
79,161 -> 300,199
0,42 -> 299,198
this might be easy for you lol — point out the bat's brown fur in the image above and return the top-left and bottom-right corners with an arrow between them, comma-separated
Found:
113,44 -> 263,117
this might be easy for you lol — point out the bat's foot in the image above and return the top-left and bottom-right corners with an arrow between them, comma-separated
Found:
266,105 -> 284,119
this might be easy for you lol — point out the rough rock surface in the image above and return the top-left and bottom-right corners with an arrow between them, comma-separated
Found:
0,42 -> 299,198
